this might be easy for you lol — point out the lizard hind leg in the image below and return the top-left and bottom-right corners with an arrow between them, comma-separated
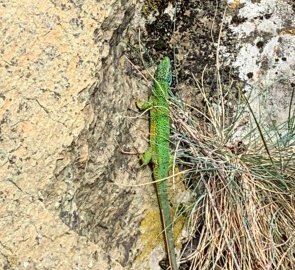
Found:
140,147 -> 152,166
136,98 -> 153,111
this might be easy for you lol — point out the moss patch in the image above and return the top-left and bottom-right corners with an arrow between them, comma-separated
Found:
142,0 -> 172,17
137,207 -> 185,263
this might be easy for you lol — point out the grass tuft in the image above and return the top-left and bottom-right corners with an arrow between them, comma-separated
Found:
171,71 -> 295,270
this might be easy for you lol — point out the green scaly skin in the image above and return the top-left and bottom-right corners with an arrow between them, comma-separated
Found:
138,57 -> 178,270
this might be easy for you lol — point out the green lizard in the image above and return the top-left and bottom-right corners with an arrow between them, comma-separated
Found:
137,57 -> 178,270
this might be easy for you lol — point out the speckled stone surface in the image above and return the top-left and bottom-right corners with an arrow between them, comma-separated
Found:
227,0 -> 295,123
0,0 -> 142,269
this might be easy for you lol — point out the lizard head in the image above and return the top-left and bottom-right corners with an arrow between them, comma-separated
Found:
154,56 -> 172,86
